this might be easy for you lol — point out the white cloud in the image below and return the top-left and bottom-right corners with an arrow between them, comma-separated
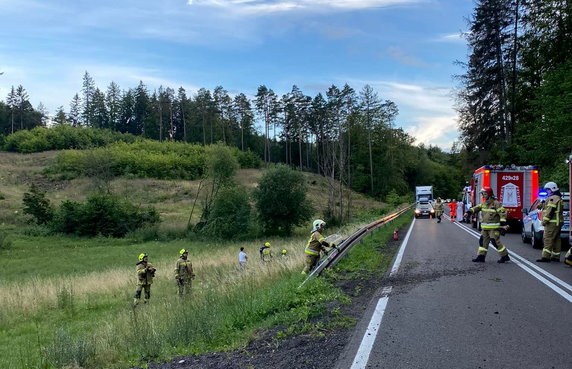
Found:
0,55 -> 201,114
405,115 -> 458,148
188,0 -> 424,15
434,32 -> 468,43
345,78 -> 459,148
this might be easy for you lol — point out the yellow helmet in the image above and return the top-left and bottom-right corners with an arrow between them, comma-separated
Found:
180,248 -> 188,256
281,249 -> 287,255
138,253 -> 148,261
264,242 -> 271,247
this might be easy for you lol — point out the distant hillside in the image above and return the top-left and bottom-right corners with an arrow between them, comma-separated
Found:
0,151 -> 384,229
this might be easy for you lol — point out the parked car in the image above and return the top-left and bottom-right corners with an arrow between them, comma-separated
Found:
415,197 -> 435,218
521,192 -> 570,249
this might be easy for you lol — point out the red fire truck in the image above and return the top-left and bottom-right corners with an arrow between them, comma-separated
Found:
469,165 -> 539,230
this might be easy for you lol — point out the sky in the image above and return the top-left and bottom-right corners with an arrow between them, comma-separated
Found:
0,0 -> 474,149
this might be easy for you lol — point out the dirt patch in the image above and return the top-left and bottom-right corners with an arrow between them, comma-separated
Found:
141,230 -> 406,369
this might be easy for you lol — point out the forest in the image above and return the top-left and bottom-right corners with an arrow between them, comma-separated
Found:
0,78 -> 464,218
456,0 -> 572,188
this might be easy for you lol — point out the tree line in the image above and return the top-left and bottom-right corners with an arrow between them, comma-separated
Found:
1,74 -> 465,220
457,0 -> 572,186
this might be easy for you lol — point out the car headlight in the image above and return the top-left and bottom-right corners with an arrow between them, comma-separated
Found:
415,209 -> 420,214
430,209 -> 435,213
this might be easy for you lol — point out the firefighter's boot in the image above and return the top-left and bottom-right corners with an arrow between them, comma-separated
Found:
497,255 -> 510,263
472,254 -> 486,263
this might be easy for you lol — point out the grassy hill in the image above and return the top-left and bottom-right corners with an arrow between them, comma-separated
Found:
0,150 -> 384,229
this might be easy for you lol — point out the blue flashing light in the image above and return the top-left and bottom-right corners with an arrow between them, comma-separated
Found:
538,190 -> 548,197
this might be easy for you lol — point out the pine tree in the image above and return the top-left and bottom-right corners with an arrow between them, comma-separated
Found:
54,106 -> 68,125
69,93 -> 82,127
6,86 -> 17,133
233,93 -> 254,151
106,82 -> 122,131
82,71 -> 96,126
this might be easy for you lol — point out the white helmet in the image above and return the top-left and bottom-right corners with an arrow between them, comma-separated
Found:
312,219 -> 326,233
544,181 -> 559,192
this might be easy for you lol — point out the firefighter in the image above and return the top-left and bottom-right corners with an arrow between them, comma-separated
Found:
434,198 -> 444,223
302,219 -> 337,274
448,199 -> 457,222
536,182 -> 564,263
259,242 -> 272,262
133,253 -> 156,306
465,187 -> 510,263
175,249 -> 195,295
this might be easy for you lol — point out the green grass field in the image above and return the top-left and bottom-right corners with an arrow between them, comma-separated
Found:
0,212 -> 412,369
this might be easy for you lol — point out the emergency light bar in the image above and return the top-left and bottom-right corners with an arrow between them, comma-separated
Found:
539,190 -> 548,197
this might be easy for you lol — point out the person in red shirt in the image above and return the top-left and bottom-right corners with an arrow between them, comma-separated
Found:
448,199 -> 457,222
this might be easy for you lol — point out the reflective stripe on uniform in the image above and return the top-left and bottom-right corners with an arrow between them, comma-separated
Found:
481,223 -> 500,229
551,251 -> 560,256
543,248 -> 551,254
478,247 -> 488,253
304,247 -> 320,255
497,246 -> 506,253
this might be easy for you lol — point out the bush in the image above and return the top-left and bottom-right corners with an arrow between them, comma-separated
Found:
48,140 -> 208,180
51,194 -> 160,237
201,186 -> 252,239
234,148 -> 262,169
22,184 -> 54,225
2,125 -> 137,153
253,164 -> 313,235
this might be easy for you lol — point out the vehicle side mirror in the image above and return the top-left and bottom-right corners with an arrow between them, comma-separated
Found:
522,208 -> 528,215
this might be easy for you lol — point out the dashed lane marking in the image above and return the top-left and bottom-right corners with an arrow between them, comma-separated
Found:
350,218 -> 416,369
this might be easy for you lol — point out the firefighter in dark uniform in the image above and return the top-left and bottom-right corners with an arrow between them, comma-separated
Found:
175,249 -> 195,295
434,198 -> 444,223
302,219 -> 337,274
134,253 -> 156,306
536,182 -> 564,262
465,187 -> 511,263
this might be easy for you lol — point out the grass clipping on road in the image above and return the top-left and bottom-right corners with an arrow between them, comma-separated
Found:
1,212 -> 412,369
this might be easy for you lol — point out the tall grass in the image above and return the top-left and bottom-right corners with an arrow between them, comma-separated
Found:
0,214 -> 411,369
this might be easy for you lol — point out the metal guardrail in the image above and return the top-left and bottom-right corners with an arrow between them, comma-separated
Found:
299,204 -> 414,288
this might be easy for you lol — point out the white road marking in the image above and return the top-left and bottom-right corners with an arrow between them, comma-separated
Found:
350,217 -> 416,369
350,287 -> 393,369
390,218 -> 416,277
452,221 -> 572,303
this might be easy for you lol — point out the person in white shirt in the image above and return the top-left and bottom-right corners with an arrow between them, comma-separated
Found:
456,201 -> 464,222
238,247 -> 248,271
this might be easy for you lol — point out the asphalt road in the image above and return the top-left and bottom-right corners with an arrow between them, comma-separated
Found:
336,215 -> 572,369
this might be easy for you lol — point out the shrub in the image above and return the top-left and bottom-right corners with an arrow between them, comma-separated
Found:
22,184 -> 54,225
48,140 -> 208,180
253,164 -> 313,235
201,186 -> 251,239
385,189 -> 401,207
234,148 -> 262,169
3,125 -> 137,153
51,194 -> 160,237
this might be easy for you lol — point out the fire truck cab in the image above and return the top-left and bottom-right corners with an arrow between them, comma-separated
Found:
469,165 -> 539,231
